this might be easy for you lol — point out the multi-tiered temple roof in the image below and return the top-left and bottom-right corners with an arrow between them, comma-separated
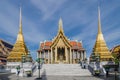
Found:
0,39 -> 13,65
39,41 -> 85,51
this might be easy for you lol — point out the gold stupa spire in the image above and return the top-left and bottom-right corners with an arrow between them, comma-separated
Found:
91,7 -> 112,61
19,7 -> 22,34
96,7 -> 104,41
16,7 -> 24,42
58,18 -> 64,33
98,7 -> 102,34
7,7 -> 28,62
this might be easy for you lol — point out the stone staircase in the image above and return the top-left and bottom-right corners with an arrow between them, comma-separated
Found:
33,64 -> 92,76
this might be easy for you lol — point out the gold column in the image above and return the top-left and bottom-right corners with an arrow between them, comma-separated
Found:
73,50 -> 74,64
65,47 -> 68,63
56,48 -> 58,62
55,47 -> 57,63
51,48 -> 53,64
70,48 -> 72,64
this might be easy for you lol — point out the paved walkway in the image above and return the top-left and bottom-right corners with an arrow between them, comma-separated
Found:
1,73 -> 120,80
0,73 -> 104,80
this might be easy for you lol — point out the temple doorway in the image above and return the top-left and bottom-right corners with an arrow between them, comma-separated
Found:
57,47 -> 65,63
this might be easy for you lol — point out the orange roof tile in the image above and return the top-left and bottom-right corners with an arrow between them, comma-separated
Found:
70,41 -> 77,46
39,41 -> 85,51
44,42 -> 52,46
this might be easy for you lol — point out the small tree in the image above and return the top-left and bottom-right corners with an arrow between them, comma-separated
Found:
112,48 -> 120,64
112,53 -> 119,65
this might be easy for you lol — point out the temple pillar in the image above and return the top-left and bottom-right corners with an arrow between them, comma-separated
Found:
73,50 -> 75,64
70,48 -> 72,64
82,51 -> 84,60
65,47 -> 68,63
72,50 -> 73,63
48,50 -> 50,64
44,50 -> 46,63
84,51 -> 86,59
76,50 -> 78,63
83,51 -> 85,60
80,52 -> 81,61
81,51 -> 83,61
77,51 -> 80,62
75,50 -> 77,63
51,48 -> 53,64
67,48 -> 70,63
55,47 -> 57,63
49,50 -> 51,63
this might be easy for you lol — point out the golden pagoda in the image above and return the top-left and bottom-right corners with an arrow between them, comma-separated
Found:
90,7 -> 112,61
7,7 -> 28,62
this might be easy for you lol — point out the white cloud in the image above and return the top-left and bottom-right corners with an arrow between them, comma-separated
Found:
30,0 -> 68,20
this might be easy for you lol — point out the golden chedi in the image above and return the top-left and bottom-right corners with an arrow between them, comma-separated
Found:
90,7 -> 112,62
7,8 -> 28,62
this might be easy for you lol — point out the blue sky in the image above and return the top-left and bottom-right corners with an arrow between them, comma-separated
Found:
0,0 -> 120,60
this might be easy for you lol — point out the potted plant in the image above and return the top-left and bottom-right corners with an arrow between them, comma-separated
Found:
94,70 -> 100,76
26,70 -> 32,77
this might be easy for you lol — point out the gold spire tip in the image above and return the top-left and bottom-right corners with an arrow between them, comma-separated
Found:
19,7 -> 22,34
58,17 -> 63,32
98,6 -> 102,34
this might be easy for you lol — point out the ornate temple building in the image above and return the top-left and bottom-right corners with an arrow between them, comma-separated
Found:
38,18 -> 86,64
90,8 -> 112,62
0,39 -> 13,66
7,8 -> 30,62
111,45 -> 120,60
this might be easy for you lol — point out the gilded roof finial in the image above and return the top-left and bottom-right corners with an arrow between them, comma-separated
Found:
58,17 -> 64,33
98,6 -> 102,34
19,7 -> 22,34
16,6 -> 24,42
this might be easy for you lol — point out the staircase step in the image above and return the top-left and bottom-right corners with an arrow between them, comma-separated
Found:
33,64 -> 91,76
